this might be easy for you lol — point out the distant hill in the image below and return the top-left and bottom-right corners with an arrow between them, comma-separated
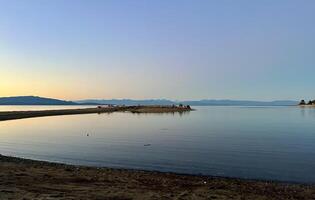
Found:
77,99 -> 298,106
0,96 -> 77,105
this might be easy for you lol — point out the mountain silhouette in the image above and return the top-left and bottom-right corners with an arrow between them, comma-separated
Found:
0,96 -> 298,106
0,96 -> 77,105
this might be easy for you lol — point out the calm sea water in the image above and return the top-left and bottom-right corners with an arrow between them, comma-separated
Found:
0,106 -> 315,183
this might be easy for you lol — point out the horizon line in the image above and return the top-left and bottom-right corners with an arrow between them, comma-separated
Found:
0,95 -> 300,102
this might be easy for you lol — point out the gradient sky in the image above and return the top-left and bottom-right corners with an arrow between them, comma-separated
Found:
1,0 -> 314,101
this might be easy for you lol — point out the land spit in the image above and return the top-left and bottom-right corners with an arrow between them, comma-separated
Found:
0,105 -> 192,121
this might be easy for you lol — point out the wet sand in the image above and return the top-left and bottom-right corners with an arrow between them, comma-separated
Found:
0,105 -> 192,121
0,155 -> 314,200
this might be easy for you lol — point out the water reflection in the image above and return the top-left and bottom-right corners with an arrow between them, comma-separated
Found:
128,110 -> 191,117
299,106 -> 315,119
1,106 -> 315,183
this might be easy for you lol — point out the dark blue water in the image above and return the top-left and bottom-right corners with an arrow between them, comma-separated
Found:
0,106 -> 315,183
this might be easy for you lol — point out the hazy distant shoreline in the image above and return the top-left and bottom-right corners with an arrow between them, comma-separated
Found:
0,96 -> 298,106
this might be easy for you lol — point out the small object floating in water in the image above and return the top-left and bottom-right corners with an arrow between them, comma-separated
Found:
87,133 -> 89,136
144,144 -> 151,146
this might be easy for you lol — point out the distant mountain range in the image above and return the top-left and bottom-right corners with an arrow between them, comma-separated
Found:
0,96 -> 298,106
76,99 -> 175,106
179,99 -> 298,106
77,99 -> 298,106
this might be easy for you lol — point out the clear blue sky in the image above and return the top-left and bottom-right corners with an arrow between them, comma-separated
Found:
1,0 -> 314,100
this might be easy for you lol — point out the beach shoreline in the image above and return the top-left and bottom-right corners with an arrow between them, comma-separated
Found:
0,154 -> 314,200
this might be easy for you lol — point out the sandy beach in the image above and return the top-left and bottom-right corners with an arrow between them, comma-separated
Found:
0,155 -> 314,200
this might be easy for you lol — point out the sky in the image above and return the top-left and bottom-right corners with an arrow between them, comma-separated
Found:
0,0 -> 314,101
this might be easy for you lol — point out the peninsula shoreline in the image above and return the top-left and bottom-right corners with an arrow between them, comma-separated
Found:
0,105 -> 192,121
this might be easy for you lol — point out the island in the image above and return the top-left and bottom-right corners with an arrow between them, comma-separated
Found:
0,105 -> 193,121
